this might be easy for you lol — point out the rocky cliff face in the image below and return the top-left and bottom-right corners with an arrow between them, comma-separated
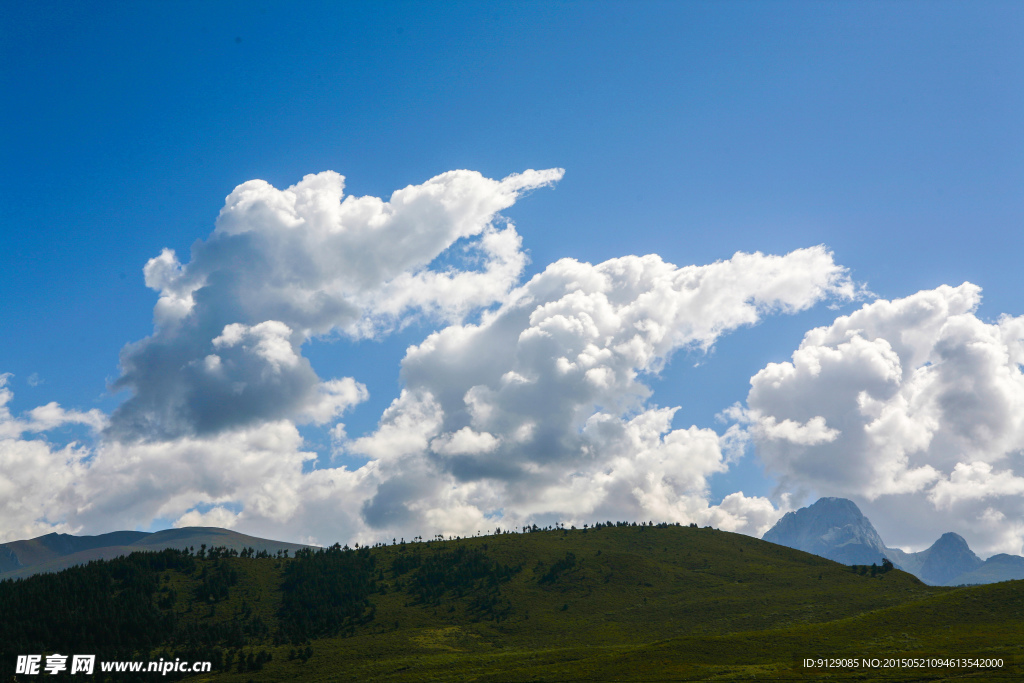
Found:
762,497 -> 890,566
762,498 -> 1018,586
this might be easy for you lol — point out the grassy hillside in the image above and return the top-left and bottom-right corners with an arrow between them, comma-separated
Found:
3,524 -> 1021,681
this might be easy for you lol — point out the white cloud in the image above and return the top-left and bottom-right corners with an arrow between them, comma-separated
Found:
341,245 -> 855,538
431,427 -> 501,456
174,506 -> 240,529
109,168 -> 562,440
302,378 -> 370,426
0,435 -> 86,542
0,374 -> 107,438
348,390 -> 444,461
736,283 -> 1024,556
929,462 -> 1024,508
0,375 -> 92,541
1,168 -> 889,552
1,367 -> 366,543
24,403 -> 108,434
751,414 -> 840,446
705,491 -> 789,537
15,417 -> 379,547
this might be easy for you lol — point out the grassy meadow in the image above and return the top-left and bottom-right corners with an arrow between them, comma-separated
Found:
3,524 -> 1021,681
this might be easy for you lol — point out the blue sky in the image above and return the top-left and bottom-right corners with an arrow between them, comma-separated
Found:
2,2 -> 1023,554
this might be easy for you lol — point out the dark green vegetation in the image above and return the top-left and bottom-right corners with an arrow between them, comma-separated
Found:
2,524 -> 1021,682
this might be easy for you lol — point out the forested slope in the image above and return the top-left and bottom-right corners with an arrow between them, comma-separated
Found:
1,523 -> 1020,681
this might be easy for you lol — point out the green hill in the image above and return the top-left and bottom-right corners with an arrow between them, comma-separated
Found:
0,526 -> 309,580
1,523 -> 1020,681
0,529 -> 149,568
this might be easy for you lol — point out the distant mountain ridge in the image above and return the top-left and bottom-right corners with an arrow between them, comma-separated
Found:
953,553 -> 1024,585
0,527 -> 310,580
762,498 -> 1021,586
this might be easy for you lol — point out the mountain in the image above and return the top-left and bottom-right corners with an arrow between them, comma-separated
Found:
0,545 -> 19,573
880,532 -> 983,584
1,529 -> 150,568
762,498 -> 1017,586
1,523 -> 1021,682
762,497 -> 890,565
0,527 -> 309,580
916,532 -> 983,585
954,553 -> 1024,585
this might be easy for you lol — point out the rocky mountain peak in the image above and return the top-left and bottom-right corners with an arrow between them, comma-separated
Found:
763,497 -> 889,566
918,532 -> 982,585
761,498 -> 1020,586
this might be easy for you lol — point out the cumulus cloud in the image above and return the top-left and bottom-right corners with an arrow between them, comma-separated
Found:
1,168 -> 878,551
0,374 -> 107,438
0,401 -> 378,546
173,506 -> 241,530
0,243 -> 852,545
749,415 -> 840,446
0,434 -> 87,542
0,375 -> 95,541
735,284 -> 1024,555
929,462 -> 1024,508
343,246 -> 855,539
431,427 -> 501,456
108,168 -> 562,440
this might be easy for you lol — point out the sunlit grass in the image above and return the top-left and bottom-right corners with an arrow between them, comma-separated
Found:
165,525 -> 1022,681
